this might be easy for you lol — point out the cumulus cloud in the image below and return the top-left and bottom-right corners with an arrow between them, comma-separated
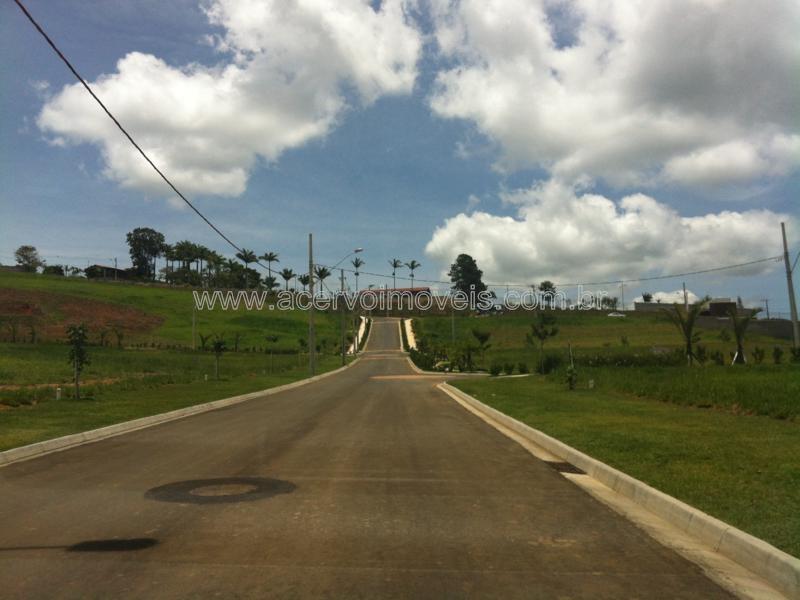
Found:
428,0 -> 800,187
634,290 -> 700,305
424,179 -> 788,283
37,0 -> 422,197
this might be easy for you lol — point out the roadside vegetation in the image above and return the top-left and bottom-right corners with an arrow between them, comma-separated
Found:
452,376 -> 800,558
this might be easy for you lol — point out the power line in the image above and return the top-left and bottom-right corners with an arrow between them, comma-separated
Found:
319,254 -> 784,290
12,0 -> 270,271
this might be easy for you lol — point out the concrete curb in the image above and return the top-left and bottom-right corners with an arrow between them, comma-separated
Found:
439,382 -> 800,599
0,356 -> 364,469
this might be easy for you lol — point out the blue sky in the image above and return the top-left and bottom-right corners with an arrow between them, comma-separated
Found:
1,0 -> 798,312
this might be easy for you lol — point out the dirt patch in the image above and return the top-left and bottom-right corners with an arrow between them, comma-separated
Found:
0,288 -> 162,343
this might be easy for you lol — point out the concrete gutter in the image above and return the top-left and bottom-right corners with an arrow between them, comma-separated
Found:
440,382 -> 800,599
0,356 -> 363,469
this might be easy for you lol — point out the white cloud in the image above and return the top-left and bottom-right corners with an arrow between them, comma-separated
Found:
634,290 -> 700,305
37,0 -> 422,197
424,179 -> 788,284
428,0 -> 800,187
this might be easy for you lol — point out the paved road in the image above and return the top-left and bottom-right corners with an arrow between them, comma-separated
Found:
0,318 -> 731,598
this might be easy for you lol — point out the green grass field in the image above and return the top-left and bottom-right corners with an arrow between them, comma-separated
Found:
0,271 -> 359,448
452,376 -> 800,558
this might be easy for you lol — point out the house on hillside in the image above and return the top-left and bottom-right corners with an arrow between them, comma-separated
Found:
85,264 -> 131,281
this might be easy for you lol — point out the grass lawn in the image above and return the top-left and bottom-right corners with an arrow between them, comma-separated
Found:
452,375 -> 800,558
0,353 -> 345,452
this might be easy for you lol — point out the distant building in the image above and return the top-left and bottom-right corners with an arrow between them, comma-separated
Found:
85,264 -> 130,280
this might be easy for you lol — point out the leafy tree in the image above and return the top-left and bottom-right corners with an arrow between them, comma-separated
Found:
263,275 -> 279,292
448,254 -> 487,303
260,251 -> 280,278
66,324 -> 90,400
388,258 -> 403,289
727,306 -> 761,364
212,335 -> 226,380
14,245 -> 43,272
642,292 -> 654,303
526,312 -> 559,372
662,298 -> 709,366
351,257 -> 365,291
279,268 -> 295,291
126,228 -> 165,279
405,260 -> 421,287
538,281 -> 557,309
42,264 -> 64,276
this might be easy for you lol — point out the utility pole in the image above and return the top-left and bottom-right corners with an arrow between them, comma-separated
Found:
761,298 -> 770,320
683,282 -> 689,311
620,281 -> 625,312
340,268 -> 346,366
781,222 -> 799,349
308,233 -> 316,375
113,257 -> 118,281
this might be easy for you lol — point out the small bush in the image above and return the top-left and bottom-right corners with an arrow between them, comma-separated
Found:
711,350 -> 724,366
695,344 -> 707,365
517,362 -> 529,374
752,347 -> 765,365
773,346 -> 784,365
503,363 -> 514,375
489,363 -> 502,376
566,365 -> 578,390
537,353 -> 563,374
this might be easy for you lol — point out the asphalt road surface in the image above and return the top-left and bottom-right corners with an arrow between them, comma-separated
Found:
0,318 -> 732,598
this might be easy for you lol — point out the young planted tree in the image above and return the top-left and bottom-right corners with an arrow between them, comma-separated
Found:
726,306 -> 761,364
526,312 -> 559,373
471,328 -> 492,365
66,324 -> 90,400
662,298 -> 709,366
264,334 -> 279,373
212,335 -> 226,380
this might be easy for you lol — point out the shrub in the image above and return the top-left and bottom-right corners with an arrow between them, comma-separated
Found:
503,363 -> 514,375
566,365 -> 578,390
489,363 -> 502,376
517,362 -> 529,374
773,346 -> 784,365
578,349 -> 683,368
537,353 -> 563,374
711,350 -> 725,366
752,347 -> 765,365
620,335 -> 629,347
695,344 -> 707,365
409,347 -> 435,371
791,348 -> 800,363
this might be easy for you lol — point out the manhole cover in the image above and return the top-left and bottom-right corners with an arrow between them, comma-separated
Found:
190,483 -> 259,497
145,477 -> 295,504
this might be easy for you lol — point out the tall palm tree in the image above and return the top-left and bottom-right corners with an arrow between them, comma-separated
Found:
280,268 -> 295,291
314,266 -> 332,295
662,297 -> 709,366
235,249 -> 258,288
298,273 -> 311,292
405,260 -> 421,287
351,257 -> 365,291
260,251 -> 279,278
389,258 -> 403,290
727,306 -> 761,364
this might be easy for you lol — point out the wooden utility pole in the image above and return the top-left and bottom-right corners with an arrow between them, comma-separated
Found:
781,222 -> 799,349
308,233 -> 316,375
340,268 -> 346,366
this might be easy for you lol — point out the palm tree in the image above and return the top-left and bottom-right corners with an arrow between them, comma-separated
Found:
389,258 -> 403,289
260,251 -> 279,278
351,257 -> 365,291
298,273 -> 311,291
662,297 -> 709,366
314,266 -> 332,295
235,249 -> 258,288
727,306 -> 761,364
405,260 -> 420,287
263,275 -> 279,292
279,268 -> 295,291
